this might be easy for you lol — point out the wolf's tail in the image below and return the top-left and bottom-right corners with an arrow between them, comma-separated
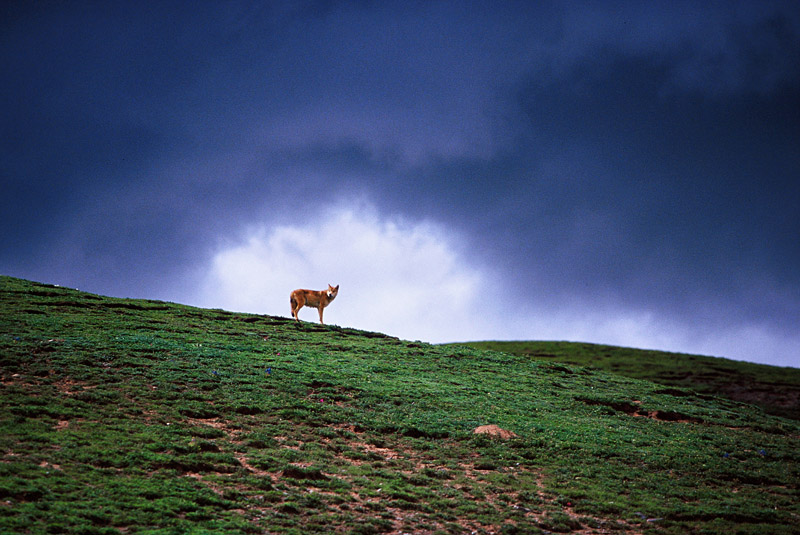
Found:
290,297 -> 297,313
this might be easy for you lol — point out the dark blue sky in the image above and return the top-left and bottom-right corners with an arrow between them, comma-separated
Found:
2,1 -> 799,366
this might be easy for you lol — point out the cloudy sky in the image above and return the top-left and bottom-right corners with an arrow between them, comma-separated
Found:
2,1 -> 799,367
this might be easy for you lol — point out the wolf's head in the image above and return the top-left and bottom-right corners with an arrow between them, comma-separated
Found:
327,284 -> 339,300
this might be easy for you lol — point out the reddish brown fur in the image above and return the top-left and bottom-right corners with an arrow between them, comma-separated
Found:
290,284 -> 339,324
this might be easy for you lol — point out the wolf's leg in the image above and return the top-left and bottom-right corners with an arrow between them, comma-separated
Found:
290,295 -> 303,322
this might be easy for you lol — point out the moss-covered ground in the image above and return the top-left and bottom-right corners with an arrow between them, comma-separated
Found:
457,341 -> 800,421
2,275 -> 798,534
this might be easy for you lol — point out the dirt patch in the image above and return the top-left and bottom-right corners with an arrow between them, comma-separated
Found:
39,461 -> 61,471
2,374 -> 24,386
717,383 -> 800,419
282,465 -> 327,481
351,440 -> 405,461
184,472 -> 226,495
185,417 -> 238,432
577,397 -> 704,424
234,453 -> 276,480
54,420 -> 70,431
54,378 -> 96,396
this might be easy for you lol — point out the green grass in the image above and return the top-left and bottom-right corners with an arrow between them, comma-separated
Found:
2,275 -> 799,534
454,341 -> 800,421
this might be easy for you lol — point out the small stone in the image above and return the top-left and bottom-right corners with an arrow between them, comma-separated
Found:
472,424 -> 517,439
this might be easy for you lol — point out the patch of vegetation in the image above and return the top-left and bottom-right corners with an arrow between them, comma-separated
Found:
456,340 -> 800,421
1,275 -> 799,534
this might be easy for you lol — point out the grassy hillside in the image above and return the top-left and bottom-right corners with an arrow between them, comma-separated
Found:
455,341 -> 800,421
1,275 -> 798,534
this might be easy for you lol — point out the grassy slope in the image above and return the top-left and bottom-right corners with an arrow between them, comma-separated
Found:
454,341 -> 800,421
0,275 -> 798,535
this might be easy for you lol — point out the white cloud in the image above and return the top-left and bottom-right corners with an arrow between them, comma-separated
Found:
191,203 -> 799,367
193,204 -> 501,342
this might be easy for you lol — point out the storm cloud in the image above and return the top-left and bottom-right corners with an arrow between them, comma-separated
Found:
2,1 -> 798,366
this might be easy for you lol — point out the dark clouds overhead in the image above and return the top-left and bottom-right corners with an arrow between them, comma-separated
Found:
2,1 -> 799,366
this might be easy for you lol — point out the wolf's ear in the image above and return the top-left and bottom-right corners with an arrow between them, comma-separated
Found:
334,285 -> 339,290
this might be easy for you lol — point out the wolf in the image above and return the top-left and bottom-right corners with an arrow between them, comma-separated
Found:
290,284 -> 339,324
